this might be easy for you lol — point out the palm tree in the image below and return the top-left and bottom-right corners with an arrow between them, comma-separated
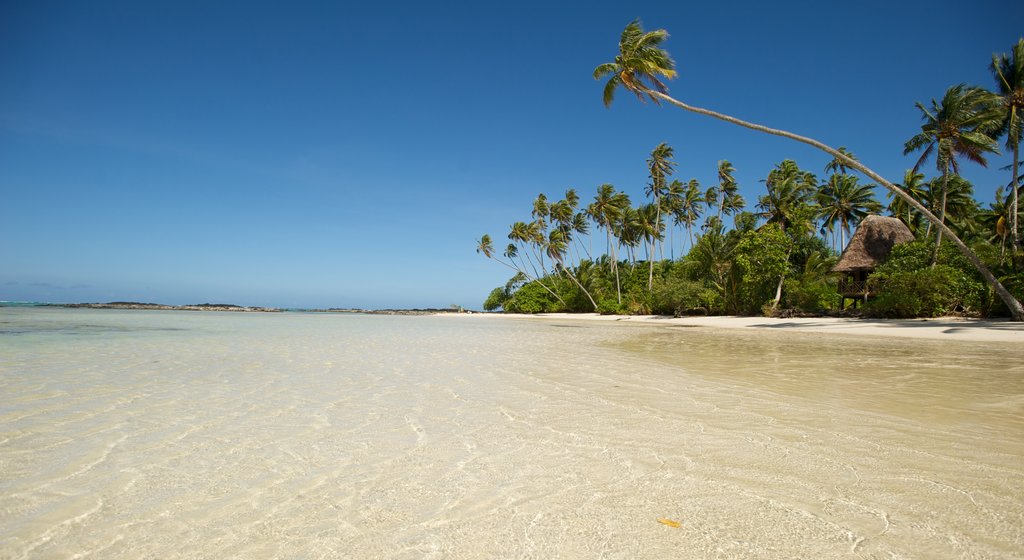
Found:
547,230 -> 598,311
757,160 -> 818,231
661,179 -> 684,259
980,187 -> 1011,259
824,147 -> 859,176
645,142 -> 676,288
923,175 -> 978,238
887,169 -> 928,234
587,184 -> 630,303
990,39 -> 1024,254
715,160 -> 745,221
593,19 -> 676,108
477,234 -> 566,306
595,19 -> 1024,320
904,84 -> 1000,262
817,174 -> 882,251
674,179 -> 705,251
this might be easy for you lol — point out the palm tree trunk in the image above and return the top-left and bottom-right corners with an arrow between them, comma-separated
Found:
932,170 -> 949,267
557,259 -> 598,311
1012,142 -> 1020,257
648,241 -> 655,291
607,226 -> 621,304
501,255 -> 567,307
647,89 -> 1024,321
669,225 -> 675,261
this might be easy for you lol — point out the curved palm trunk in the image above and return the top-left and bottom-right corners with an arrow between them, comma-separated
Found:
648,89 -> 1024,321
556,259 -> 598,311
497,254 -> 567,307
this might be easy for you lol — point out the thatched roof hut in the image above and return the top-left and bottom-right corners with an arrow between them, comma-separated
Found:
833,215 -> 914,273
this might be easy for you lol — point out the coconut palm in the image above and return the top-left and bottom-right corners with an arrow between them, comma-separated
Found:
594,19 -> 1024,320
593,20 -> 676,108
923,175 -> 978,238
547,230 -> 598,311
980,187 -> 1011,258
990,38 -> 1024,253
659,178 -> 684,260
824,147 -> 859,176
887,170 -> 928,235
817,174 -> 882,251
715,160 -> 745,221
477,234 -> 566,306
674,178 -> 705,252
645,142 -> 676,287
904,84 -> 1001,261
757,160 -> 818,232
587,184 -> 630,303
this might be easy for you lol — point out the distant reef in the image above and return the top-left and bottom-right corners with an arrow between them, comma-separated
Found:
55,302 -> 282,312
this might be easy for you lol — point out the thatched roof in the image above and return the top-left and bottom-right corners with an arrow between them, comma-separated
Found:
832,215 -> 914,272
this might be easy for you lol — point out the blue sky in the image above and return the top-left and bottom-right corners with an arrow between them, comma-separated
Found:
2,0 -> 1022,308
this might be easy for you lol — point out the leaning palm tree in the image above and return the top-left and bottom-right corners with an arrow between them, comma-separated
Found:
594,19 -> 1024,320
990,38 -> 1024,253
547,230 -> 598,310
476,234 -> 567,306
904,84 -> 1001,262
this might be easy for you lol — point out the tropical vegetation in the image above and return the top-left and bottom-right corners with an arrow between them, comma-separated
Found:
476,22 -> 1024,320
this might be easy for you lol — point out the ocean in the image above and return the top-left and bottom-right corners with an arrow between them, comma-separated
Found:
1,306 -> 1022,558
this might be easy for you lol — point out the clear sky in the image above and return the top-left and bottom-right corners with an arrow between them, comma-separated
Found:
2,0 -> 1022,309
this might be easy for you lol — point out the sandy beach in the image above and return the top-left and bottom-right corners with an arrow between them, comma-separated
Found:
455,312 -> 1024,343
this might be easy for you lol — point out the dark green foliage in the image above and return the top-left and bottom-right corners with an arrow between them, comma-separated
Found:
866,241 -> 986,317
503,281 -> 560,313
783,277 -> 839,312
732,224 -> 791,314
866,266 -> 983,318
651,276 -> 720,315
483,288 -> 507,311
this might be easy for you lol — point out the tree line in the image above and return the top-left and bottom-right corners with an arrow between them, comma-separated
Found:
477,22 -> 1023,319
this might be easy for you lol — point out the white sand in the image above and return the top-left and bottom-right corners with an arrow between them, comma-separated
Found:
457,312 -> 1024,343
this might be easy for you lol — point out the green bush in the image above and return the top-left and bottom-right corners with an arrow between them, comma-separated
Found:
783,278 -> 839,313
864,241 -> 986,318
866,264 -> 984,318
503,281 -> 559,313
483,287 -> 507,311
651,277 -> 719,315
